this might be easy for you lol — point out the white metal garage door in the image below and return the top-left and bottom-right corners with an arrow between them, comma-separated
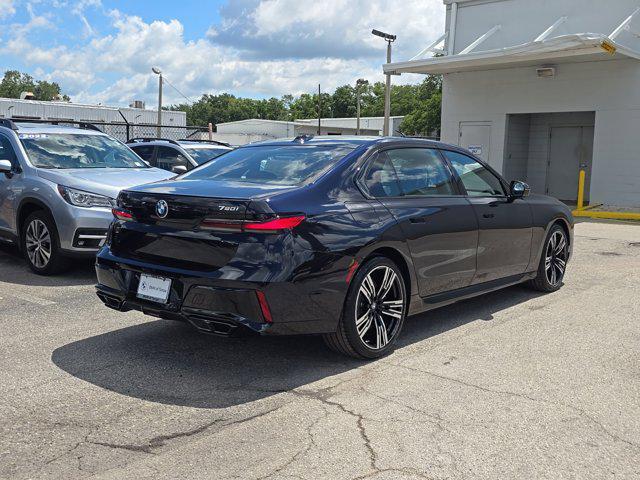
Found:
547,126 -> 594,202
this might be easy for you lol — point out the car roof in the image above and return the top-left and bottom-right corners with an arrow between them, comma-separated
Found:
242,135 -> 461,151
176,141 -> 232,149
5,122 -> 107,136
128,139 -> 232,149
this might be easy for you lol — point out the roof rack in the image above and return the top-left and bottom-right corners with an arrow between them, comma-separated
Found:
78,122 -> 103,132
0,119 -> 18,131
177,138 -> 232,147
293,134 -> 314,143
125,137 -> 180,146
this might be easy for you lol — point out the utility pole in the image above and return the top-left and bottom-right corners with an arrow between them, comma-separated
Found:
356,79 -> 368,135
317,84 -> 321,135
384,40 -> 392,136
372,29 -> 396,136
152,67 -> 163,138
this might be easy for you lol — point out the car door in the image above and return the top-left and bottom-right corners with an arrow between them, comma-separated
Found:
442,149 -> 533,284
0,134 -> 19,234
361,147 -> 478,297
155,146 -> 191,172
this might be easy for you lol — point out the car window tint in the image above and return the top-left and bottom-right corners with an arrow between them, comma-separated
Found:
443,150 -> 505,197
363,153 -> 402,197
0,136 -> 17,166
386,148 -> 455,196
131,145 -> 155,162
184,145 -> 355,186
156,146 -> 189,171
184,147 -> 230,165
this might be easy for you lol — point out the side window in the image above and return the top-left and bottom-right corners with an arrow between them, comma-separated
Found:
131,145 -> 155,163
443,150 -> 505,197
0,135 -> 17,167
386,148 -> 455,196
155,146 -> 189,171
363,153 -> 402,198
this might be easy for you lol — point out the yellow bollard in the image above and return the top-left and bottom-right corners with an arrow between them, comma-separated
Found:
576,169 -> 586,210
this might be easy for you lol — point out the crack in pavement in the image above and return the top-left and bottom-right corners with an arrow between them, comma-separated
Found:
256,407 -> 330,480
288,388 -> 378,474
87,405 -> 284,456
391,362 -> 640,451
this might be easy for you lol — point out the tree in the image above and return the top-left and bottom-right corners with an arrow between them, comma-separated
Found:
0,70 -> 69,101
398,91 -> 442,137
169,74 -> 443,133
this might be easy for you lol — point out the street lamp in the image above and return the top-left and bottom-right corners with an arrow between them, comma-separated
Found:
152,67 -> 163,137
355,78 -> 368,135
372,29 -> 396,136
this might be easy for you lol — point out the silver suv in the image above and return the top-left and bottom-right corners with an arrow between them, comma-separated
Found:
0,120 -> 174,274
126,138 -> 232,174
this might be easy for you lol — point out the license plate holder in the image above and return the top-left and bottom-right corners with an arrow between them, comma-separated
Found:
136,274 -> 172,304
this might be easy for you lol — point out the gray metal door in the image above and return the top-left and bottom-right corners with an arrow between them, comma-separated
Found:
547,126 -> 594,202
459,122 -> 491,162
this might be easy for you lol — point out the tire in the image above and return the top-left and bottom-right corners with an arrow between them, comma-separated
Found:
21,211 -> 69,275
324,257 -> 407,359
528,224 -> 568,292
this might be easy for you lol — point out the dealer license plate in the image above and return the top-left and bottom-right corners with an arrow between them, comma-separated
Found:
136,274 -> 172,303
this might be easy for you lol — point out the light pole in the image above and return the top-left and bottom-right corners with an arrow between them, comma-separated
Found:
152,67 -> 163,138
355,78 -> 368,135
372,29 -> 396,136
317,84 -> 321,135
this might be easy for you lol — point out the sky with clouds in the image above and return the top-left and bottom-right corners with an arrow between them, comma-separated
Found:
0,0 -> 445,106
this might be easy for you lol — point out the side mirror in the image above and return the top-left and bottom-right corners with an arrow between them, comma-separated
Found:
509,180 -> 530,200
171,165 -> 188,174
0,159 -> 13,177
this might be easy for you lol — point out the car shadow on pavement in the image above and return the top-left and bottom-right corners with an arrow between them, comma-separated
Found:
0,244 -> 96,287
51,285 -> 544,409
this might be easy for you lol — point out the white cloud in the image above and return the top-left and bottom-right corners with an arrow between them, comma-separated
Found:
2,0 -> 446,106
0,0 -> 16,19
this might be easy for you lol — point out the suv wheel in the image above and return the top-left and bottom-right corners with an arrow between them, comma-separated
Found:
324,257 -> 407,359
21,211 -> 68,275
528,224 -> 568,292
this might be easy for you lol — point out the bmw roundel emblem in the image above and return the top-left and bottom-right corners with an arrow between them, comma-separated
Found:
156,200 -> 169,218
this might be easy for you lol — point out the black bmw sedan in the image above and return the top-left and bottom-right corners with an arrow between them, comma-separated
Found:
96,136 -> 573,359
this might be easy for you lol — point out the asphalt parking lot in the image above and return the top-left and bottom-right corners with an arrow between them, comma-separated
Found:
1,220 -> 639,480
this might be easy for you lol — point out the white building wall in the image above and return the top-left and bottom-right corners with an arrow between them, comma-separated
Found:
0,98 -> 186,126
441,57 -> 640,206
444,0 -> 640,55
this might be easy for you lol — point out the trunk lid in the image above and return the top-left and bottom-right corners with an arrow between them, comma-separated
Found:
109,180 -> 296,271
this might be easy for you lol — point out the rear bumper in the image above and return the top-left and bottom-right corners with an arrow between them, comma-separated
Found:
95,248 -> 352,336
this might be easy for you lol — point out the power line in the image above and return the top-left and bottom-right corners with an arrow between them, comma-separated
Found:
162,76 -> 195,104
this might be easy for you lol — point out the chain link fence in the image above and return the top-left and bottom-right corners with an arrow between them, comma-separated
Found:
10,119 -> 209,142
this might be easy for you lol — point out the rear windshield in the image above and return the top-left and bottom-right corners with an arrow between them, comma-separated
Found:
184,147 -> 231,165
20,133 -> 149,169
182,144 -> 355,185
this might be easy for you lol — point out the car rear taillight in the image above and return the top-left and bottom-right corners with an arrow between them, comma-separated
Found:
199,215 -> 305,233
245,215 -> 306,231
112,208 -> 134,221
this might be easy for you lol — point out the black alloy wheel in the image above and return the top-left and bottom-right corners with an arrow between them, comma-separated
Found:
529,224 -> 568,292
324,257 -> 407,359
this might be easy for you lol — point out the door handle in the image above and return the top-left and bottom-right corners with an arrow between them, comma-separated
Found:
482,213 -> 495,219
409,216 -> 428,224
